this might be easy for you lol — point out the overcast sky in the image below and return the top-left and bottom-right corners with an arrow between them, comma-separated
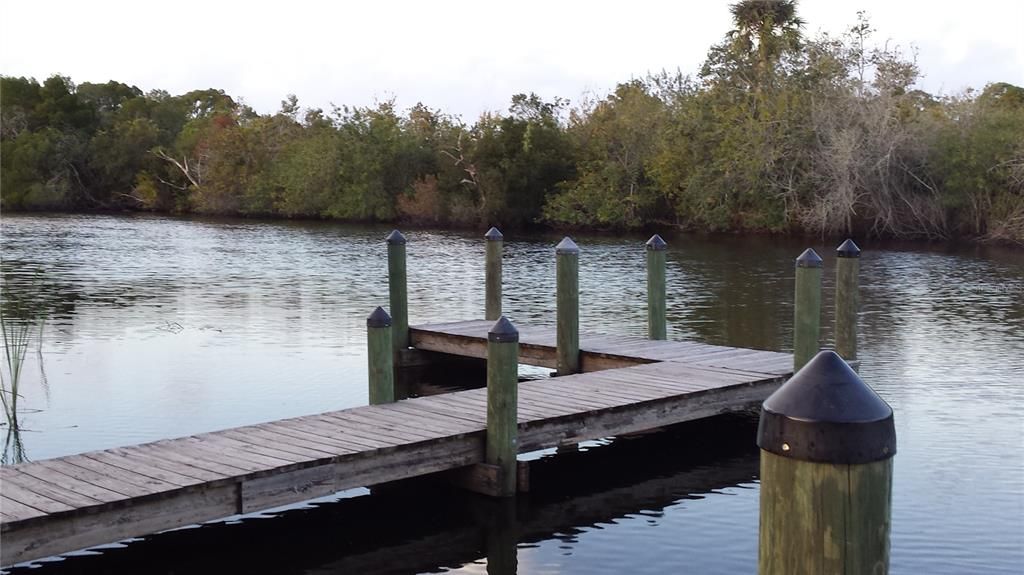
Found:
2,0 -> 1022,120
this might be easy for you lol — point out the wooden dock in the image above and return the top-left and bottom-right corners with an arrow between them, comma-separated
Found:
0,320 -> 790,566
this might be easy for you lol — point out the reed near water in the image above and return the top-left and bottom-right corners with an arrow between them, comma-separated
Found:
0,282 -> 47,465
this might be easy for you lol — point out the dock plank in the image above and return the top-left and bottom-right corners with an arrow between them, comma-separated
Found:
0,469 -> 96,511
0,495 -> 47,523
12,464 -> 127,504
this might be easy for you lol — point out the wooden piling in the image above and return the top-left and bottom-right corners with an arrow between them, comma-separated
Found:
485,227 -> 504,321
387,230 -> 409,354
555,237 -> 580,375
793,248 -> 822,372
486,316 -> 520,497
757,350 -> 896,574
835,239 -> 860,362
646,234 -> 668,340
366,307 -> 394,405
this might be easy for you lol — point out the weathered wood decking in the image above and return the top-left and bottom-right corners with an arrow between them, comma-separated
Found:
0,320 -> 791,566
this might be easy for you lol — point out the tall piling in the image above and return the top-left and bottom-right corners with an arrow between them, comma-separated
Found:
793,248 -> 822,372
757,350 -> 896,574
386,230 -> 409,354
835,239 -> 860,362
486,316 -> 520,497
485,227 -> 504,321
555,237 -> 580,375
646,234 -> 667,340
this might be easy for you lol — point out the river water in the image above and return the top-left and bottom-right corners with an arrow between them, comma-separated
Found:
1,213 -> 1021,574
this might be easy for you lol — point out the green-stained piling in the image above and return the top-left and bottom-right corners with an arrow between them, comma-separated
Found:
387,230 -> 409,354
757,350 -> 896,574
793,248 -> 822,372
486,316 -> 520,497
835,239 -> 860,362
366,306 -> 395,405
485,227 -> 504,321
555,237 -> 580,375
646,234 -> 667,340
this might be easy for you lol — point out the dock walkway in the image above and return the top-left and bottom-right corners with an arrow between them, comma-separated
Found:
0,320 -> 790,566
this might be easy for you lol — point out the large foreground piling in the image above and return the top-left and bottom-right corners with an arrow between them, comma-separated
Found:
646,234 -> 667,340
793,248 -> 823,372
485,227 -> 504,321
386,230 -> 409,354
487,316 -> 520,497
757,350 -> 896,574
366,306 -> 394,404
835,239 -> 860,362
555,237 -> 580,375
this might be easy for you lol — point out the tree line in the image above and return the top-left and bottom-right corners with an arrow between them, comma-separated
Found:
2,3 -> 1022,243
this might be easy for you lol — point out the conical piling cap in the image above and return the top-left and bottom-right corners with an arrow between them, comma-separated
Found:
366,306 -> 392,328
488,315 -> 519,343
646,234 -> 667,251
795,248 -> 823,268
485,227 -> 504,241
555,237 -> 579,255
386,230 -> 407,245
837,239 -> 861,258
757,350 -> 896,464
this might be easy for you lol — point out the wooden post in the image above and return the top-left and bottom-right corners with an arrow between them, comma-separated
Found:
555,237 -> 580,375
485,227 -> 504,321
366,306 -> 394,405
835,239 -> 860,362
793,248 -> 822,372
757,350 -> 896,574
487,316 -> 519,497
646,234 -> 667,340
386,230 -> 409,354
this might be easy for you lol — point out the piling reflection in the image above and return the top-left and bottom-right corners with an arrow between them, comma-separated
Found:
4,415 -> 758,574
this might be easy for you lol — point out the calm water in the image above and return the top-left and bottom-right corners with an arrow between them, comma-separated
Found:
1,213 -> 1022,574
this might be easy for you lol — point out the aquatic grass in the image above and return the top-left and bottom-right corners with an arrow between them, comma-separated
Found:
0,278 -> 47,464
0,310 -> 43,426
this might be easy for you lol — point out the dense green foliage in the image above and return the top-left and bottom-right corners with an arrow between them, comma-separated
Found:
3,4 -> 1022,242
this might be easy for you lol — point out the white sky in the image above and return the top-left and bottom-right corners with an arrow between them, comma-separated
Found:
2,0 -> 1022,121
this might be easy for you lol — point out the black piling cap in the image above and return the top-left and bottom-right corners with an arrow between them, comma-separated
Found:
488,316 -> 519,343
646,234 -> 667,251
555,237 -> 580,255
386,230 -> 407,245
366,306 -> 392,328
795,248 -> 823,268
757,350 -> 896,464
837,239 -> 861,258
485,227 -> 504,241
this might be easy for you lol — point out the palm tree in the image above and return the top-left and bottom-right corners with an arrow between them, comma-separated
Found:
727,0 -> 805,88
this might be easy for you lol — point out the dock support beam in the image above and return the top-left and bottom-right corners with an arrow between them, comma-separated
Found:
366,307 -> 395,404
757,350 -> 896,574
793,248 -> 822,372
387,230 -> 409,354
835,239 -> 860,363
487,316 -> 520,497
485,227 -> 504,321
556,237 -> 580,375
646,234 -> 667,340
